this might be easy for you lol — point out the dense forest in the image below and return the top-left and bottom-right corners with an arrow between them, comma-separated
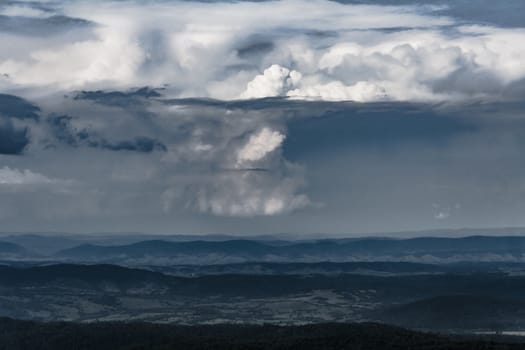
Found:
0,318 -> 524,350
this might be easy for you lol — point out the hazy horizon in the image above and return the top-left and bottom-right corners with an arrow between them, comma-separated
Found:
4,226 -> 525,239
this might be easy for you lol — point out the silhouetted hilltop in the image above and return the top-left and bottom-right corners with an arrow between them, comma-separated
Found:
378,295 -> 525,330
0,318 -> 523,350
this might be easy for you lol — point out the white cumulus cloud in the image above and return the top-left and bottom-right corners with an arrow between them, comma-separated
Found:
2,0 -> 524,102
237,127 -> 286,166
240,64 -> 302,99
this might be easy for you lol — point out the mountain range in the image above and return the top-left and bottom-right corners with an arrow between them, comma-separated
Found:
2,232 -> 525,265
51,235 -> 525,265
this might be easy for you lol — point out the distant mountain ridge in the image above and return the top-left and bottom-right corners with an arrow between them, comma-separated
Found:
0,241 -> 25,253
0,234 -> 82,255
2,231 -> 525,264
53,236 -> 525,265
0,241 -> 31,259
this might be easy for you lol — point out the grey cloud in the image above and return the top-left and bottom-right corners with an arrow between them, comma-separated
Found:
236,40 -> 275,59
21,90 -> 309,221
337,0 -> 525,28
2,92 -> 525,233
0,94 -> 40,120
47,114 -> 167,153
47,115 -> 77,146
4,85 -> 525,234
283,102 -> 477,158
97,137 -> 167,153
0,15 -> 92,36
0,0 -> 93,36
0,122 -> 29,155
73,87 -> 162,106
0,94 -> 39,154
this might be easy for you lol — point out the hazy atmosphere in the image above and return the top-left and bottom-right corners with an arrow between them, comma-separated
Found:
1,0 -> 525,234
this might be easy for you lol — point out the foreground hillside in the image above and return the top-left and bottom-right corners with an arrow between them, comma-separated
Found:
0,319 -> 523,350
2,263 -> 525,331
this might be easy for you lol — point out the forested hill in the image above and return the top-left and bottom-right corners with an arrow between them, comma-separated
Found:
0,319 -> 523,350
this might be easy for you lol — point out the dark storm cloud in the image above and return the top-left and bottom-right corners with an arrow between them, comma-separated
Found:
283,103 -> 477,159
47,115 -> 77,146
236,40 -> 275,59
47,114 -> 166,153
0,122 -> 29,155
0,1 -> 94,36
95,137 -> 167,153
275,101 -> 525,234
0,94 -> 38,155
73,87 -> 163,106
0,94 -> 40,120
336,0 -> 525,28
0,15 -> 92,36
0,0 -> 93,35
162,97 -> 345,112
2,88 -> 525,233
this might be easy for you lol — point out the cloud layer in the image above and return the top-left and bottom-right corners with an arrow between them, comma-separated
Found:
0,0 -> 524,102
2,88 -> 525,233
1,1 -> 525,234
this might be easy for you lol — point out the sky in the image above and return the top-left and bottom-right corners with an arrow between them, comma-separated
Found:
1,0 -> 525,235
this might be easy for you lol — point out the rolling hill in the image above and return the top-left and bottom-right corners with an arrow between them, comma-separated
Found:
53,236 -> 525,265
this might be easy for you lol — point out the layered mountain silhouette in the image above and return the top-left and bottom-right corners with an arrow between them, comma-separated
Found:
52,236 -> 525,264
